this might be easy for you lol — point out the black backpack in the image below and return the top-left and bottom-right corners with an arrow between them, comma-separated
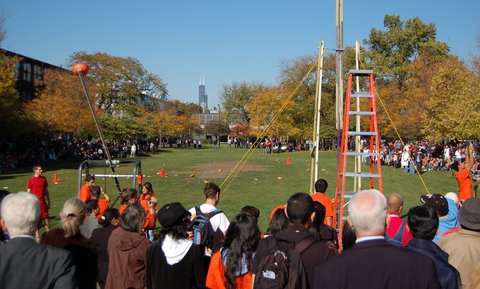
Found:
254,236 -> 315,289
191,205 -> 223,250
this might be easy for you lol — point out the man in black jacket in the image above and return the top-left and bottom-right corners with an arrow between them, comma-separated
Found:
313,189 -> 440,289
406,205 -> 461,289
0,192 -> 78,289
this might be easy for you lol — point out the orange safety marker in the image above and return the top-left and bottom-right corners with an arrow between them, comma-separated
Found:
53,173 -> 60,184
137,174 -> 144,184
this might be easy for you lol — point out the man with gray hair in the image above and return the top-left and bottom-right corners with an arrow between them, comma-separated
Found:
0,192 -> 78,289
313,189 -> 440,289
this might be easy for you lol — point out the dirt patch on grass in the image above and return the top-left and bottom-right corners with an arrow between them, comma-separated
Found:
187,162 -> 268,179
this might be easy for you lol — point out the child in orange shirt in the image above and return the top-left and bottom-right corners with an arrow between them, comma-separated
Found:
140,182 -> 156,241
90,185 -> 110,219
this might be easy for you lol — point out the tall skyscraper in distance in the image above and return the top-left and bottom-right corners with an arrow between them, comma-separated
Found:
198,77 -> 208,110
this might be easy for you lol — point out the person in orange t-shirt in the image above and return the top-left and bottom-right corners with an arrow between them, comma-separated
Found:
269,204 -> 286,221
90,185 -> 110,219
206,213 -> 260,289
139,182 -> 156,241
119,187 -> 157,231
453,143 -> 474,202
79,174 -> 95,203
311,179 -> 333,226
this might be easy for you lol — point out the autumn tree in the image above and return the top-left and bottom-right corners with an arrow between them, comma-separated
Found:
0,51 -> 27,137
69,52 -> 168,115
278,56 -> 317,139
221,82 -> 268,124
248,87 -> 301,139
361,15 -> 450,139
25,68 -> 95,135
421,57 -> 480,140
205,119 -> 230,140
230,124 -> 251,142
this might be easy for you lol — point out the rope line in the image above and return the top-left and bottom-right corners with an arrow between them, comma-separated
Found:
354,56 -> 431,195
220,60 -> 319,194
373,86 -> 431,195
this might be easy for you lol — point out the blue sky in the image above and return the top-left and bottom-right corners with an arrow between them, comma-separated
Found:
2,1 -> 479,108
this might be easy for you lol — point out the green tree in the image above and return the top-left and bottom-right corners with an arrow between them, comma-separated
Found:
69,52 -> 168,115
364,14 -> 449,89
221,82 -> 267,124
167,99 -> 202,116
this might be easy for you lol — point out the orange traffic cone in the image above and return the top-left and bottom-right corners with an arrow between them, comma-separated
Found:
287,156 -> 291,166
137,174 -> 144,184
160,167 -> 165,177
53,173 -> 60,184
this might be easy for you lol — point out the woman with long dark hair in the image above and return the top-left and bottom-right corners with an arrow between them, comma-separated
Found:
264,208 -> 288,238
206,213 -> 261,289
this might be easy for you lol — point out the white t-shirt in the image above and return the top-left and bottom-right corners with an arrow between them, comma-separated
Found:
189,203 -> 230,233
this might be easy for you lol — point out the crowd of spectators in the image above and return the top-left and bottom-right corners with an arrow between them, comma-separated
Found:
2,136 -> 479,184
355,140 -> 480,177
1,175 -> 479,289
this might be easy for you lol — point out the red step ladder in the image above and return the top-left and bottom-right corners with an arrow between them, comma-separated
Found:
333,69 -> 383,249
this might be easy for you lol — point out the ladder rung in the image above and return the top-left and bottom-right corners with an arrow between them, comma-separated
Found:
345,152 -> 379,157
347,131 -> 376,136
343,172 -> 381,178
344,192 -> 356,199
351,92 -> 372,98
349,69 -> 373,76
349,111 -> 374,116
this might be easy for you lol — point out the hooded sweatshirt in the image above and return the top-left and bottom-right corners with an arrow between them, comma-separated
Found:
434,199 -> 460,243
146,234 -> 207,289
105,227 -> 149,289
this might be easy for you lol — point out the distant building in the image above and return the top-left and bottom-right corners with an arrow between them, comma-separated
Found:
1,48 -> 68,102
198,78 -> 208,111
196,110 -> 220,128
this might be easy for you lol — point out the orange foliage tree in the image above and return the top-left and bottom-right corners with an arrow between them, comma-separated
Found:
25,68 -> 95,135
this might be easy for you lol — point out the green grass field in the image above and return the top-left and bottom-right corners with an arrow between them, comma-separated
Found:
0,146 -> 458,231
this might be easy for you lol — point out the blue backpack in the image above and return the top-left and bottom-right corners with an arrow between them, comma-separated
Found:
191,205 -> 222,249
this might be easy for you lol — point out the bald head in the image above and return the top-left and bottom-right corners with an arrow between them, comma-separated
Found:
387,193 -> 404,213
